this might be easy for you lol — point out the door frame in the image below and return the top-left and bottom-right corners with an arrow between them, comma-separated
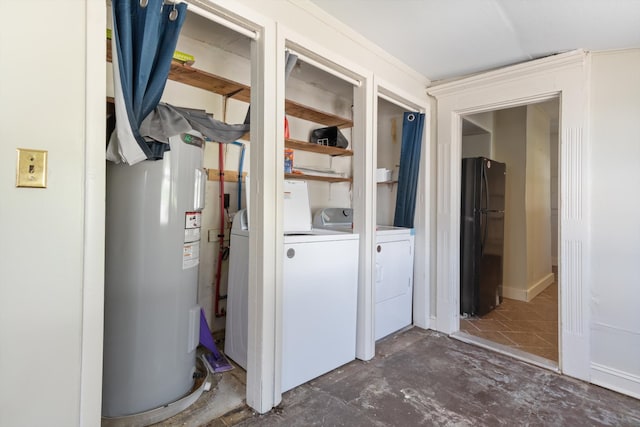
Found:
428,50 -> 592,381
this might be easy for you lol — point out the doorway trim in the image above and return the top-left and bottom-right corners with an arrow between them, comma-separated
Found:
427,50 -> 591,381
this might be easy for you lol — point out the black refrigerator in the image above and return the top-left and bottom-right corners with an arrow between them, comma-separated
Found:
460,157 -> 506,317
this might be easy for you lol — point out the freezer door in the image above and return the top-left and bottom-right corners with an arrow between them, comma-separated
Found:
460,157 -> 506,316
460,158 -> 482,315
478,159 -> 506,313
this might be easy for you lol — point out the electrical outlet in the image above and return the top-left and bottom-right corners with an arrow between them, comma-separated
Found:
16,148 -> 47,188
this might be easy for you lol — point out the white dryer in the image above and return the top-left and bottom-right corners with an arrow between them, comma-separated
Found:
374,226 -> 414,340
313,208 -> 415,340
225,181 -> 359,392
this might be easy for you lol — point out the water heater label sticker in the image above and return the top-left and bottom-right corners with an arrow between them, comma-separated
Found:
184,228 -> 201,243
185,212 -> 201,229
183,242 -> 200,269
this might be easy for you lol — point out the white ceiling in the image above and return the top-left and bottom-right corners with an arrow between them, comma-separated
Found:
309,0 -> 640,82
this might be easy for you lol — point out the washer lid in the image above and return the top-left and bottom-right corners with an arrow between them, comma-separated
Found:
313,207 -> 353,230
283,180 -> 312,233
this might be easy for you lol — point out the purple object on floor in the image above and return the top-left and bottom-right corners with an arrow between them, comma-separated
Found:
199,309 -> 233,373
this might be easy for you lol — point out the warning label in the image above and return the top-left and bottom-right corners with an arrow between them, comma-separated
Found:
184,228 -> 201,243
185,212 -> 201,229
183,242 -> 200,269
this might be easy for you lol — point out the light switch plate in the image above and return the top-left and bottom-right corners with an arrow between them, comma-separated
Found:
16,149 -> 48,188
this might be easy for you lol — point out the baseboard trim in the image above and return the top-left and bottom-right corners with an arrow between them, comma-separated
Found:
429,316 -> 438,330
502,272 -> 555,302
502,286 -> 527,301
526,273 -> 555,301
591,362 -> 640,399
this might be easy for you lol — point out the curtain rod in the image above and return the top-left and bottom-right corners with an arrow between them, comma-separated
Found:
187,2 -> 258,41
378,92 -> 423,113
287,49 -> 362,88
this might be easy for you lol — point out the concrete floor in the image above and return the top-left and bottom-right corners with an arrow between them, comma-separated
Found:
159,327 -> 640,426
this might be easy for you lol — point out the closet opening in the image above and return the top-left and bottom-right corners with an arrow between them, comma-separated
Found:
374,96 -> 422,343
103,1 -> 257,423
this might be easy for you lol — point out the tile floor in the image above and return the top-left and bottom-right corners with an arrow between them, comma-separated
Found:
459,273 -> 559,362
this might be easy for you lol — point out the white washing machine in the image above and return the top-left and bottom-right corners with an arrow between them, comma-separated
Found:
225,180 -> 360,392
313,208 -> 415,340
224,210 -> 250,370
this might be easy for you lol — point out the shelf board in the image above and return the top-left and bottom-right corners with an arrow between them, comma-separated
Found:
285,173 -> 351,183
284,100 -> 353,129
285,138 -> 353,157
107,40 -> 250,99
377,180 -> 398,185
106,41 -> 352,128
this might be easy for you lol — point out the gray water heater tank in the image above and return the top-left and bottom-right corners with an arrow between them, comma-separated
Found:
103,132 -> 206,417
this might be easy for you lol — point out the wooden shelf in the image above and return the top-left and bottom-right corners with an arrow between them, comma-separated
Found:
285,138 -> 353,157
377,180 -> 398,185
285,138 -> 353,183
107,41 -> 352,128
285,173 -> 351,183
285,100 -> 352,129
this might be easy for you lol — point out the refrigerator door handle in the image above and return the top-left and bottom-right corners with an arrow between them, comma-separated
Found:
482,161 -> 490,211
480,163 -> 489,253
480,211 -> 486,255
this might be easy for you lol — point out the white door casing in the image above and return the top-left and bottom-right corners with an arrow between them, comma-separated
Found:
427,50 -> 591,381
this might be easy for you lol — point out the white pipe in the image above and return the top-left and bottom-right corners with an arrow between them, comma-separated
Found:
186,1 -> 258,40
288,49 -> 362,87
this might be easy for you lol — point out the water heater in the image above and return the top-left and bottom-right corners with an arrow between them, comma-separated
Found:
103,132 -> 206,417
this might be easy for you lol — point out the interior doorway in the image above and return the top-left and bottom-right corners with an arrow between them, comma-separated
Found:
429,50 -> 591,381
457,99 -> 560,365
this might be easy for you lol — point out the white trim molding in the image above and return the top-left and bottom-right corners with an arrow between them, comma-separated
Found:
590,322 -> 640,399
502,272 -> 555,302
591,363 -> 640,400
427,49 -> 592,382
81,1 -> 107,424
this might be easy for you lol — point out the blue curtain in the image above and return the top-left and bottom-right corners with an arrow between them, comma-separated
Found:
393,112 -> 425,228
108,0 -> 187,165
